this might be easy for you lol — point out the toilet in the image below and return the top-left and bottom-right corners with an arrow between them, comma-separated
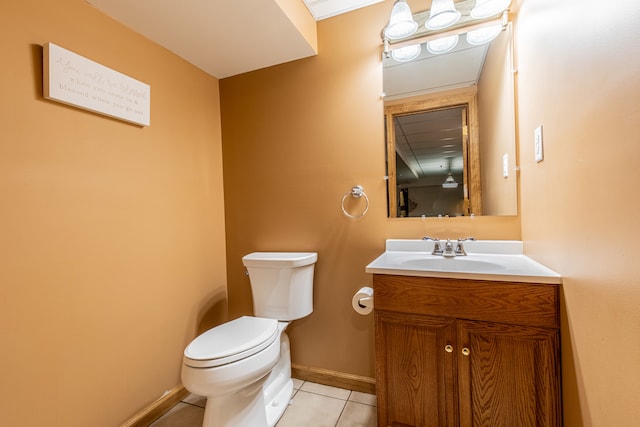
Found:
181,252 -> 317,427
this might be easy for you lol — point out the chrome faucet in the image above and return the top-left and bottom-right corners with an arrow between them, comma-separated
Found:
454,237 -> 476,256
424,236 -> 475,257
443,239 -> 456,257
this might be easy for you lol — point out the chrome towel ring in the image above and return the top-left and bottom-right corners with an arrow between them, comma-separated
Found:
341,185 -> 369,219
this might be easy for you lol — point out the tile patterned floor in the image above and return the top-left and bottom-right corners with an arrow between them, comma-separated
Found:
150,379 -> 377,427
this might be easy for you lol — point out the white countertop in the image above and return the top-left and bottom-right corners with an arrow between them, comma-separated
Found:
365,240 -> 562,284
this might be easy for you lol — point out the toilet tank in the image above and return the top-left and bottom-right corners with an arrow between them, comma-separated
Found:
242,252 -> 317,321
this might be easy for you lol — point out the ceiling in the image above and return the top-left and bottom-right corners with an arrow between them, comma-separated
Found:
86,0 -> 383,79
394,107 -> 465,184
303,0 -> 383,20
85,0 -> 489,86
85,0 -> 494,186
383,37 -> 488,100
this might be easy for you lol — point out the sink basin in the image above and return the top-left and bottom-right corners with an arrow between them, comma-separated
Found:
365,240 -> 562,284
397,255 -> 508,273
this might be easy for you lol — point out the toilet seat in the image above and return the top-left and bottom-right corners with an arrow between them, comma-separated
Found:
184,316 -> 279,368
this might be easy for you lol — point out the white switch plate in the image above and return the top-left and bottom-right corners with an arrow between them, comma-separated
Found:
534,125 -> 544,162
503,153 -> 509,177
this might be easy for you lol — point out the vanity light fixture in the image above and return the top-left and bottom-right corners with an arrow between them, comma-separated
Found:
470,0 -> 512,19
391,43 -> 423,62
385,0 -> 419,40
442,173 -> 459,189
382,3 -> 511,63
426,0 -> 461,30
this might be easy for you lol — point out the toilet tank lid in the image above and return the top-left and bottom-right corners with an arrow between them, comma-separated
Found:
242,252 -> 318,268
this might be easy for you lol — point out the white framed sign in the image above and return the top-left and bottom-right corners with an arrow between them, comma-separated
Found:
43,43 -> 150,126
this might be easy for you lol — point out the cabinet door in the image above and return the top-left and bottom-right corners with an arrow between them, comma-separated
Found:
457,320 -> 561,427
376,311 -> 457,427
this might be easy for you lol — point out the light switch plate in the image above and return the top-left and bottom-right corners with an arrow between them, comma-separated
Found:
534,125 -> 544,162
503,153 -> 509,177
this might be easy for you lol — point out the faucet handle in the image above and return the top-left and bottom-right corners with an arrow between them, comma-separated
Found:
424,237 -> 444,255
431,239 -> 444,255
432,240 -> 444,256
454,237 -> 475,256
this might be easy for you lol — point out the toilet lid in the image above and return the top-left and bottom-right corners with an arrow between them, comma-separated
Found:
184,316 -> 279,368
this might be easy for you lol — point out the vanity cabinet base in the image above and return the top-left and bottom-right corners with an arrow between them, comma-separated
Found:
374,274 -> 561,427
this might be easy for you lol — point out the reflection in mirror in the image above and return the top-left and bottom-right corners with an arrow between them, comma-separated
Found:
383,9 -> 517,218
396,107 -> 467,217
386,92 -> 481,217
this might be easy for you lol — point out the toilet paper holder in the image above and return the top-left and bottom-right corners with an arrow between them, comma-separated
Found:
357,296 -> 373,308
352,286 -> 374,315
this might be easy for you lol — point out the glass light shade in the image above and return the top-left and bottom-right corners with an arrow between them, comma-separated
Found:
442,173 -> 459,188
426,0 -> 461,30
427,34 -> 459,55
466,23 -> 502,45
391,44 -> 422,62
470,0 -> 511,19
385,0 -> 418,40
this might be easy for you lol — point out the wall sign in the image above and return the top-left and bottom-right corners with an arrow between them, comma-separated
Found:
43,43 -> 150,126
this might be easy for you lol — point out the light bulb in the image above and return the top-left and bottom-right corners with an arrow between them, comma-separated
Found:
466,23 -> 502,45
391,44 -> 422,62
426,0 -> 461,30
385,0 -> 418,40
471,0 -> 511,19
427,34 -> 459,55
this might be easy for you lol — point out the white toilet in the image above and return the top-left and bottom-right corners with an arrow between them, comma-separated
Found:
181,252 -> 317,427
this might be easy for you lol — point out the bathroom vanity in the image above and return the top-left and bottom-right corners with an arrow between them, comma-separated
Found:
366,240 -> 562,427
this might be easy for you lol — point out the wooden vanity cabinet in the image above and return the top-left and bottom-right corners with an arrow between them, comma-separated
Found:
373,274 -> 561,427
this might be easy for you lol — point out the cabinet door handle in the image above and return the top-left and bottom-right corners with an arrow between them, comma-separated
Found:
461,347 -> 470,356
444,344 -> 453,353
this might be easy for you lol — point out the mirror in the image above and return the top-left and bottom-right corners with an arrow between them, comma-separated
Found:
383,12 -> 517,217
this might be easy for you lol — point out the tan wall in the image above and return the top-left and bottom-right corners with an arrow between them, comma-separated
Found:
5,0 -> 635,425
478,25 -> 518,215
220,2 -> 520,380
515,0 -> 640,425
0,1 -> 227,425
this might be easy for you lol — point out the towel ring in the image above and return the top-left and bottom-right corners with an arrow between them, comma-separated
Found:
341,185 -> 369,219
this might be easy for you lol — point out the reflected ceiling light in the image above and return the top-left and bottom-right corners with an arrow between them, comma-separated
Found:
442,173 -> 459,188
426,0 -> 461,30
466,23 -> 503,45
427,34 -> 459,54
470,0 -> 511,19
385,0 -> 419,40
391,44 -> 422,62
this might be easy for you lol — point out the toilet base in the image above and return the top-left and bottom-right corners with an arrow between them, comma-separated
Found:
194,326 -> 294,427
265,379 -> 293,427
263,325 -> 293,426
202,379 -> 268,427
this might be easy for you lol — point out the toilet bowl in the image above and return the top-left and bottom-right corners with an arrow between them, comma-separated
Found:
181,252 -> 317,427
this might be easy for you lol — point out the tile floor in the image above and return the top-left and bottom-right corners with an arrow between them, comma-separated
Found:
150,379 -> 377,427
